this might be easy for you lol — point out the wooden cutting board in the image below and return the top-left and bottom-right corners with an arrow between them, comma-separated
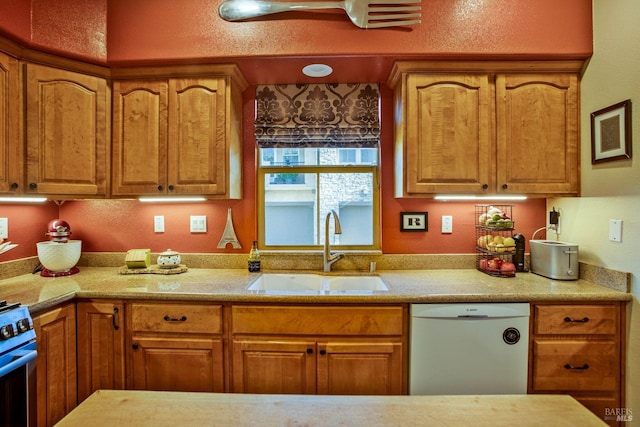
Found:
118,264 -> 188,275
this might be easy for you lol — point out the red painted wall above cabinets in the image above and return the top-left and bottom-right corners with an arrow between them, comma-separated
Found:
1,0 -> 592,79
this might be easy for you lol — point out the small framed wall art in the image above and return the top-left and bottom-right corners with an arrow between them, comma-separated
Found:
590,99 -> 632,164
401,212 -> 428,232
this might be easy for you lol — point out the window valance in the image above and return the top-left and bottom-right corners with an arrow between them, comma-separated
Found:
255,83 -> 380,147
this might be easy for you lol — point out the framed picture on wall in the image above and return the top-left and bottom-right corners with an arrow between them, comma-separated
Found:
400,212 -> 428,232
590,99 -> 632,164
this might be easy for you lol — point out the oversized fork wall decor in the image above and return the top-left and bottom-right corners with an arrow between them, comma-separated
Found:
219,0 -> 421,29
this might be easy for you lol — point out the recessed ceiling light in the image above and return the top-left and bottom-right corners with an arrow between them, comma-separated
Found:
302,64 -> 333,78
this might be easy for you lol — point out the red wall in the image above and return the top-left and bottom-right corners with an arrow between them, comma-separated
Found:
0,0 -> 579,261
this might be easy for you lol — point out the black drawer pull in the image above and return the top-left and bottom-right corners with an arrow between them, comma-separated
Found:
564,316 -> 589,323
564,363 -> 589,370
164,315 -> 187,322
112,307 -> 120,330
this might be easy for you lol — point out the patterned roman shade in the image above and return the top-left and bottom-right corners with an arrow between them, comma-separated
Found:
255,83 -> 380,147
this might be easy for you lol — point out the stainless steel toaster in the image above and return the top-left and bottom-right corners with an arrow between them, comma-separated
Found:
530,240 -> 579,280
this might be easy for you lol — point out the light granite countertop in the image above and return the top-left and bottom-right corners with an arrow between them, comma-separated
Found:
0,266 -> 631,314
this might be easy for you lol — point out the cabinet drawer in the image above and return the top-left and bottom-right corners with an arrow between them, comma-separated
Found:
232,305 -> 404,336
531,340 -> 619,391
130,303 -> 222,334
534,304 -> 618,335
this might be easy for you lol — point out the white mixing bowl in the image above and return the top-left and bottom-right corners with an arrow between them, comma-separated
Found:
37,240 -> 82,272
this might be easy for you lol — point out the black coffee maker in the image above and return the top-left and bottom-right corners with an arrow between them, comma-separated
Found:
512,233 -> 526,272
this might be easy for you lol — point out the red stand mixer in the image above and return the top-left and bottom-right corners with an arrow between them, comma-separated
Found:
36,219 -> 82,277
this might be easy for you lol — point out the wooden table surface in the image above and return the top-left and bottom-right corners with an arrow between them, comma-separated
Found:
56,390 -> 607,426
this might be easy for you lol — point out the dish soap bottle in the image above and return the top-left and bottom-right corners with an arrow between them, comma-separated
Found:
248,241 -> 261,272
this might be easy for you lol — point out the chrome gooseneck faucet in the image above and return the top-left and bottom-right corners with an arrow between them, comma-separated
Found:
323,210 -> 344,272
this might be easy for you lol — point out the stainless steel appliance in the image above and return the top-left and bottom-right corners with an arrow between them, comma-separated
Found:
530,240 -> 579,280
0,300 -> 37,427
410,303 -> 529,395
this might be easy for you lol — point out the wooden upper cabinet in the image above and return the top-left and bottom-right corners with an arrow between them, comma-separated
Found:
112,80 -> 169,195
168,78 -> 228,195
496,74 -> 579,195
402,73 -> 493,194
25,63 -> 110,198
0,51 -> 22,194
112,66 -> 246,198
388,61 -> 582,197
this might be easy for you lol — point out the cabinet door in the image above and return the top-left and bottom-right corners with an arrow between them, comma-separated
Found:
316,340 -> 404,395
496,74 -> 579,195
112,81 -> 168,196
76,301 -> 125,403
33,303 -> 77,427
129,336 -> 224,392
168,78 -> 228,195
25,63 -> 109,197
231,339 -> 317,394
403,74 -> 493,194
0,51 -> 22,193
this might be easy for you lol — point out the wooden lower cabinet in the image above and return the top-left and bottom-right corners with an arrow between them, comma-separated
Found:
32,303 -> 77,427
231,305 -> 407,395
76,300 -> 126,402
529,303 -> 625,426
127,302 -> 225,392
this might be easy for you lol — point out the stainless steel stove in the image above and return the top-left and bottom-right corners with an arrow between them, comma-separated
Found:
0,300 -> 37,427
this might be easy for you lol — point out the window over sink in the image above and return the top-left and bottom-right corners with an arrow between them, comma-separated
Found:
257,147 -> 379,250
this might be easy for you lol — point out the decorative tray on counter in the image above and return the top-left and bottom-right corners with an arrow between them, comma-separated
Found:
118,264 -> 188,275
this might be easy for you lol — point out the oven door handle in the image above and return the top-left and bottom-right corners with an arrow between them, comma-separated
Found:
0,343 -> 37,377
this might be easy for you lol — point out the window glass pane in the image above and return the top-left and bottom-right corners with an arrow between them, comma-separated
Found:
259,147 -> 377,167
264,173 -> 317,246
320,173 -> 373,246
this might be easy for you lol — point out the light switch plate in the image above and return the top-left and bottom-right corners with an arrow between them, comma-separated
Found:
190,215 -> 207,233
441,215 -> 453,233
154,215 -> 165,233
0,218 -> 7,239
609,219 -> 622,242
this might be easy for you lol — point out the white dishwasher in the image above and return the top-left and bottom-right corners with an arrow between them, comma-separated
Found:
410,303 -> 530,395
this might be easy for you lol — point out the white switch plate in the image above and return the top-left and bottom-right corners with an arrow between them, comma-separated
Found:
154,215 -> 165,233
441,215 -> 453,233
190,215 -> 207,233
0,218 -> 7,239
609,219 -> 622,242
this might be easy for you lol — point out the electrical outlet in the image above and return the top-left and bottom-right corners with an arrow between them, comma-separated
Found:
441,215 -> 453,233
0,218 -> 7,239
154,215 -> 165,233
190,215 -> 207,233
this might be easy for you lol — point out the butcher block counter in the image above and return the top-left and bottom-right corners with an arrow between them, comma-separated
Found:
56,390 -> 606,426
0,266 -> 631,313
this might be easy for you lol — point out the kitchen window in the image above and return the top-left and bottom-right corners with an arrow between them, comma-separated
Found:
257,147 -> 380,250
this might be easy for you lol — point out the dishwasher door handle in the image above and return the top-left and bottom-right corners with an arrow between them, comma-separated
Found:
457,315 -> 489,318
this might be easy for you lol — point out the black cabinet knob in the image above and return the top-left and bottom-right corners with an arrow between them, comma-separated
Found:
319,349 -> 326,356
157,185 -> 163,191
482,183 -> 488,190
168,185 -> 175,191
306,348 -> 313,354
10,182 -> 18,190
29,182 -> 37,189
132,343 -> 139,350
502,183 -> 508,190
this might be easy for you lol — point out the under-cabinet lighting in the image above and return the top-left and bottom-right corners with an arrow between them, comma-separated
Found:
0,197 -> 48,203
138,197 -> 207,203
434,195 -> 528,201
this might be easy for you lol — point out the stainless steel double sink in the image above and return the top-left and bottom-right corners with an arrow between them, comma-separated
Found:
246,273 -> 388,295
